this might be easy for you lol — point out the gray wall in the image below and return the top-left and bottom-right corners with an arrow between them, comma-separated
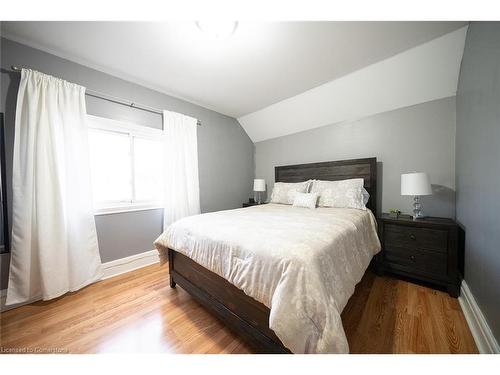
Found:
456,22 -> 500,342
0,37 -> 254,288
255,97 -> 457,218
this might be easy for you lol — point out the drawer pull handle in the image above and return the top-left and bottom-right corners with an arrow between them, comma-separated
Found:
409,234 -> 416,240
410,255 -> 416,262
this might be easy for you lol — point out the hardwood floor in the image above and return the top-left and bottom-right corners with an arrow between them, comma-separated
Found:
0,263 -> 477,354
342,272 -> 477,353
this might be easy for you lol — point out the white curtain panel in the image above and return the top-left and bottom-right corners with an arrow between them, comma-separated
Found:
6,69 -> 102,305
162,110 -> 200,229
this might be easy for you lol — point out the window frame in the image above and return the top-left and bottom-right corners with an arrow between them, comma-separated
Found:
87,115 -> 164,215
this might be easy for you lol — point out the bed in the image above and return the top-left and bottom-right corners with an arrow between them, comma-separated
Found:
154,157 -> 380,353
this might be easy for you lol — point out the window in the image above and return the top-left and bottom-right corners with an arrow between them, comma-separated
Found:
87,115 -> 164,214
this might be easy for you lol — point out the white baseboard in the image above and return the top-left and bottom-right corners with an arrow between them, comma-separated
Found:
1,249 -> 160,312
101,249 -> 159,280
459,281 -> 500,354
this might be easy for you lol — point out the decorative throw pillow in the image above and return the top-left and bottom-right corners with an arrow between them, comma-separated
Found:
362,187 -> 370,206
270,181 -> 310,205
310,178 -> 367,210
292,192 -> 319,209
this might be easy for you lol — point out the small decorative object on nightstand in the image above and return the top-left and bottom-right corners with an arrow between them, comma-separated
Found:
253,179 -> 266,204
376,213 -> 464,297
401,172 -> 432,220
389,209 -> 401,219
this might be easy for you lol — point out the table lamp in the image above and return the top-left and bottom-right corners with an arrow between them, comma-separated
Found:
401,172 -> 432,220
253,179 -> 266,204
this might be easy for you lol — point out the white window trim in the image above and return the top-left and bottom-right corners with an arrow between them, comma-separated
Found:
87,115 -> 163,138
87,115 -> 164,215
94,204 -> 163,216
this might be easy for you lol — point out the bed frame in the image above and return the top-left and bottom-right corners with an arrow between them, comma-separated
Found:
167,157 -> 378,353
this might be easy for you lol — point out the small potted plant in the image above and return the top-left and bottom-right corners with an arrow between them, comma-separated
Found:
389,209 -> 401,219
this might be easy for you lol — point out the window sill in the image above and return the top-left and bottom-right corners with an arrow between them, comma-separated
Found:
94,205 -> 163,216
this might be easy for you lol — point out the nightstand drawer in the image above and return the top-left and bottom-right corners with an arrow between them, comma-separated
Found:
384,245 -> 447,278
385,224 -> 448,253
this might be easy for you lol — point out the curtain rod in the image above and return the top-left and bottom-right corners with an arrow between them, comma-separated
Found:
10,66 -> 201,126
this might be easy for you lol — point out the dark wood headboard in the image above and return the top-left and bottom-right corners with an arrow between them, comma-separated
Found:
274,157 -> 377,213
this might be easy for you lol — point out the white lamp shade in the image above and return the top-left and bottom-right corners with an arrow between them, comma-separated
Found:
253,179 -> 266,192
401,172 -> 432,196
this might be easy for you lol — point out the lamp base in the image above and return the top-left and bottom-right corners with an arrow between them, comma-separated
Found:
412,214 -> 426,220
412,195 -> 425,220
254,191 -> 262,205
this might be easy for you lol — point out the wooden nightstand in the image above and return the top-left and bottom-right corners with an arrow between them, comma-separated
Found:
242,202 -> 266,208
376,214 -> 465,297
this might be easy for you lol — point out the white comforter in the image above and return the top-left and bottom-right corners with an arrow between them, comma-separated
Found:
154,203 -> 381,353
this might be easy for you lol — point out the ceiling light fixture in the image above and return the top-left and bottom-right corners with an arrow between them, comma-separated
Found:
195,21 -> 238,40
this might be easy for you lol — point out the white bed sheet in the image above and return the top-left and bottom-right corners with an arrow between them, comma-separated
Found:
154,203 -> 380,353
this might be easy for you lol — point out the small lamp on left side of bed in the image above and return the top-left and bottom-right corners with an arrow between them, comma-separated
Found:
253,179 -> 266,204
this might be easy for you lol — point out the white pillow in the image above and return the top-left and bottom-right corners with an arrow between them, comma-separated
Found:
270,181 -> 310,205
310,178 -> 367,210
292,192 -> 319,209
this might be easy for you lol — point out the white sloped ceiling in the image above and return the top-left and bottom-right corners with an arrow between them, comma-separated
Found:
239,26 -> 468,143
